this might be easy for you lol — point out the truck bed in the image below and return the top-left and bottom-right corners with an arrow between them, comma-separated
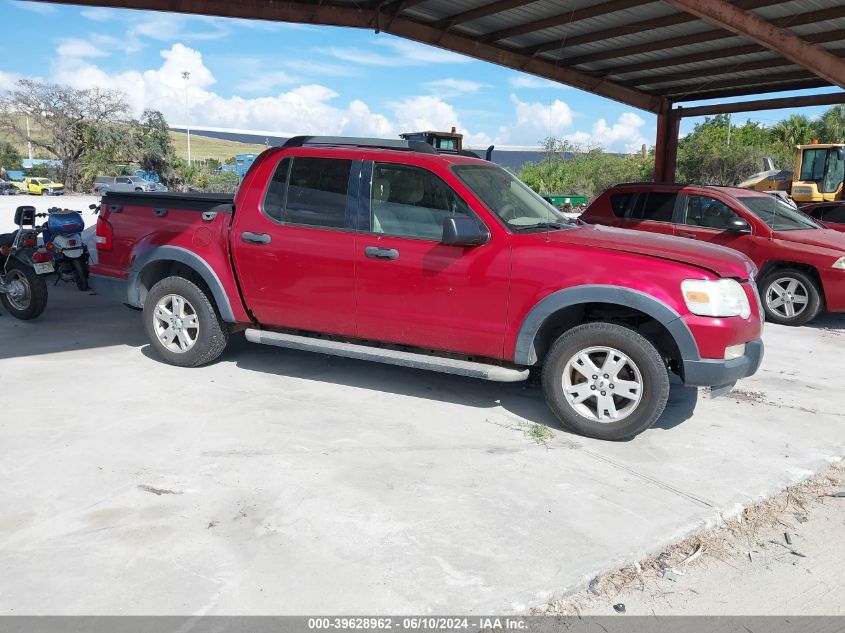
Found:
101,191 -> 235,212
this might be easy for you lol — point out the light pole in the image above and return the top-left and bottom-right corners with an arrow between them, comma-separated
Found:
25,115 -> 32,160
182,71 -> 192,164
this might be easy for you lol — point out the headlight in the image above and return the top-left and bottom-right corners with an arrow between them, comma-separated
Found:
833,257 -> 845,270
681,279 -> 751,319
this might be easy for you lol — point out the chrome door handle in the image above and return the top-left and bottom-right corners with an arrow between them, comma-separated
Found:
677,231 -> 697,239
241,231 -> 271,245
364,246 -> 399,260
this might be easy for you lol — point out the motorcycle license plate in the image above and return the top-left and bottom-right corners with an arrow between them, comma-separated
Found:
34,262 -> 54,274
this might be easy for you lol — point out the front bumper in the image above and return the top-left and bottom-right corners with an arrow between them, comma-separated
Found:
681,338 -> 764,388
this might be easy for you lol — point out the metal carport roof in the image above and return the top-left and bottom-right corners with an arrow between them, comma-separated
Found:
36,0 -> 845,179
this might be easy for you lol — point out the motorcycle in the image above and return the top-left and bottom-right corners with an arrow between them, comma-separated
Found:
0,205 -> 52,320
42,206 -> 90,291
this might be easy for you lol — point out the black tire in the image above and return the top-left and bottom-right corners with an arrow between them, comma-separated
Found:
759,268 -> 821,326
143,276 -> 229,367
0,260 -> 48,320
135,188 -> 143,192
541,322 -> 670,441
70,258 -> 89,291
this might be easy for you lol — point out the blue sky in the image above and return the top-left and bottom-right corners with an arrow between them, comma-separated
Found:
0,1 -> 837,152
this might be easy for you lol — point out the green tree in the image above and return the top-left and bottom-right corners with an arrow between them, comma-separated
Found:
676,116 -> 790,185
0,79 -> 129,190
818,105 -> 845,143
519,138 -> 652,198
0,140 -> 22,174
770,114 -> 820,148
135,109 -> 176,185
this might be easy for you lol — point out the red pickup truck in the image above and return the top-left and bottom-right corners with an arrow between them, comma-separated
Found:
91,136 -> 763,441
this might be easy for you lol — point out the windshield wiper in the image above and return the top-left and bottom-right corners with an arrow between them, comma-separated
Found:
511,221 -> 569,233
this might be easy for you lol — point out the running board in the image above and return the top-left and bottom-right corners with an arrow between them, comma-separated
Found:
244,329 -> 530,383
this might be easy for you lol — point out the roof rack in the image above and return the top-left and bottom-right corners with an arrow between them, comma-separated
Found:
280,135 -> 437,155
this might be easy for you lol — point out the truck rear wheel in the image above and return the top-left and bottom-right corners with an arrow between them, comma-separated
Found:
143,276 -> 229,367
541,322 -> 670,441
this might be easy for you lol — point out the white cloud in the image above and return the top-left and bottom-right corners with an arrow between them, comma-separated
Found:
51,43 -> 395,137
422,78 -> 489,97
319,38 -> 472,68
390,95 -> 491,146
238,70 -> 300,94
57,38 -> 110,59
565,112 -> 648,153
0,70 -> 22,92
10,1 -> 57,14
80,7 -> 117,21
496,94 -> 574,145
508,75 -> 565,89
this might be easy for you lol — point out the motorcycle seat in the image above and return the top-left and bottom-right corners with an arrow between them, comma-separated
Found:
0,231 -> 17,248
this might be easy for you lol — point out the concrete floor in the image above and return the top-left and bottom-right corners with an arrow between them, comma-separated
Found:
1,278 -> 844,614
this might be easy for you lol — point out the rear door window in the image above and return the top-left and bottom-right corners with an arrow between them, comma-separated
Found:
285,157 -> 352,228
630,192 -> 677,222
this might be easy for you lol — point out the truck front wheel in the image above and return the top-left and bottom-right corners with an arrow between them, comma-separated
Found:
541,322 -> 670,441
143,276 -> 229,367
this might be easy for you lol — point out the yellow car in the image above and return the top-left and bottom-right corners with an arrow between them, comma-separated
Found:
25,177 -> 65,195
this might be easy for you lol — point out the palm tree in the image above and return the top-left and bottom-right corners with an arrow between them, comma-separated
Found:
771,114 -> 820,148
818,105 -> 845,143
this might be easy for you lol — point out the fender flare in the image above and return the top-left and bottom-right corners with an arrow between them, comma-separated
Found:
513,285 -> 700,365
128,245 -> 236,322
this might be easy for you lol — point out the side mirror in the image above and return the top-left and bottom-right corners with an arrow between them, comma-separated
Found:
726,217 -> 751,233
441,216 -> 489,246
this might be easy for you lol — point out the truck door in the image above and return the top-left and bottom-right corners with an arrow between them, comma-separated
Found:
231,154 -> 359,336
353,161 -> 511,359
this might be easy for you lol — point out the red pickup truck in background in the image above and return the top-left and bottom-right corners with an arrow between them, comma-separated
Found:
91,136 -> 763,441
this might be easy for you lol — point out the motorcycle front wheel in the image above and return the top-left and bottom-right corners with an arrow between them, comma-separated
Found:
0,260 -> 48,320
71,257 -> 89,291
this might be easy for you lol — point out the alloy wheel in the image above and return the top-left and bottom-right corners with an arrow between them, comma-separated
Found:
562,346 -> 644,422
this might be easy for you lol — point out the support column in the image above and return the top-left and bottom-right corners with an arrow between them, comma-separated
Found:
653,105 -> 680,182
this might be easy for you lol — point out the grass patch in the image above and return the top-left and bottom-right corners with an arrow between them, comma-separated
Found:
525,423 -> 555,445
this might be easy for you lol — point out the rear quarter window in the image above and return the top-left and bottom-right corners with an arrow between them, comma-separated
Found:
630,192 -> 677,222
610,192 -> 635,217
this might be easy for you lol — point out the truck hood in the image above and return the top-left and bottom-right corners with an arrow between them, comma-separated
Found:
773,228 -> 845,252
548,224 -> 755,279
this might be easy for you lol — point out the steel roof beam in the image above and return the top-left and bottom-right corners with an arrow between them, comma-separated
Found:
477,0 -> 651,44
669,79 -> 830,102
597,29 -> 844,78
619,47 -> 845,86
432,0 -> 533,29
519,0 -> 776,56
664,0 -> 845,88
554,5 -> 845,67
674,91 -> 845,118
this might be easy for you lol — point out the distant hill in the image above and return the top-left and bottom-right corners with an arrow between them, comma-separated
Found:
170,127 -> 554,171
169,131 -> 267,162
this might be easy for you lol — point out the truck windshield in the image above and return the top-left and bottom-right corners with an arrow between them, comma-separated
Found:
739,196 -> 821,231
453,164 -> 571,232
